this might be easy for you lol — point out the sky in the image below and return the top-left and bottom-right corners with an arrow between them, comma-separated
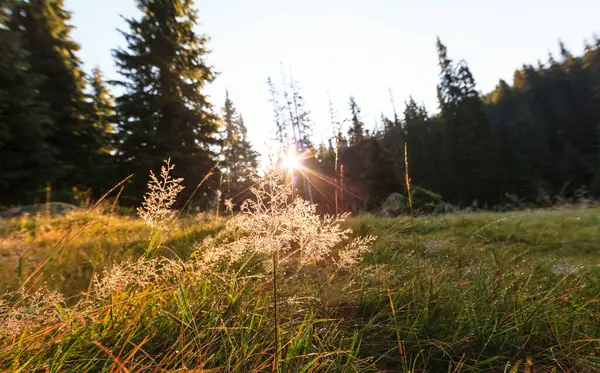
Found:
66,0 -> 600,154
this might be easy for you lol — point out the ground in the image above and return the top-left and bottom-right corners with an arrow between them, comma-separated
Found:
0,206 -> 599,372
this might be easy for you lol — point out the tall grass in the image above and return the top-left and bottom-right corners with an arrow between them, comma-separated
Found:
1,162 -> 600,371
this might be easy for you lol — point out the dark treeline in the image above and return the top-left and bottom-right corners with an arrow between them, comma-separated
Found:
0,0 -> 256,207
277,36 -> 600,212
1,0 -> 599,211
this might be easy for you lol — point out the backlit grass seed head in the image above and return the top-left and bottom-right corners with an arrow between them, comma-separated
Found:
91,257 -> 205,299
224,198 -> 234,215
137,158 -> 185,232
197,169 -> 376,270
0,288 -> 65,338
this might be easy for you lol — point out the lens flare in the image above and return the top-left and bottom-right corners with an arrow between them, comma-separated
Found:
281,151 -> 299,170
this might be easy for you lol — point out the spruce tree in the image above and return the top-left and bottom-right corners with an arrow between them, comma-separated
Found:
86,67 -> 117,191
403,97 -> 439,192
7,0 -> 97,189
87,68 -> 115,153
347,96 -> 364,145
0,1 -> 53,203
436,38 -> 506,205
113,0 -> 219,202
364,137 -> 402,206
220,92 -> 257,200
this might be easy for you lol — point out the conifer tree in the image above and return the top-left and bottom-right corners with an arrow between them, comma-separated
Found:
487,79 -> 551,199
87,67 -> 115,156
347,96 -> 364,145
0,0 -> 53,203
403,97 -> 439,192
220,92 -> 257,200
7,0 -> 98,189
113,0 -> 219,201
363,138 -> 402,206
436,38 -> 505,205
85,67 -> 117,191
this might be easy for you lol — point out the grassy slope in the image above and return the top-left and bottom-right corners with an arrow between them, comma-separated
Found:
0,207 -> 599,372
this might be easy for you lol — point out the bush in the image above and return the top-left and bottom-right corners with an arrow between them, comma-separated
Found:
411,186 -> 453,213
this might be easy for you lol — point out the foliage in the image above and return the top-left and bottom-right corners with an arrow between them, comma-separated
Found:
410,186 -> 451,213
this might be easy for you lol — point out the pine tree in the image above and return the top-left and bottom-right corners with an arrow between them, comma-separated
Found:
487,79 -> 551,199
347,96 -> 364,145
113,0 -> 219,202
437,38 -> 506,205
0,1 -> 53,203
85,67 -> 117,191
87,67 -> 115,155
558,143 -> 589,196
403,97 -> 439,192
7,0 -> 98,189
220,92 -> 257,200
363,137 -> 402,206
558,41 -> 599,171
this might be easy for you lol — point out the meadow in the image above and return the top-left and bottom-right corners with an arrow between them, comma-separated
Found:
1,175 -> 600,372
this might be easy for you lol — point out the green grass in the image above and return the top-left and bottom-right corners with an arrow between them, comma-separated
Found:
1,206 -> 600,372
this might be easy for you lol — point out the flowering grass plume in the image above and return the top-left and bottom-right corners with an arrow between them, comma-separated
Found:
90,257 -> 202,299
0,288 -> 64,338
197,169 -> 376,271
137,158 -> 185,232
224,198 -> 234,215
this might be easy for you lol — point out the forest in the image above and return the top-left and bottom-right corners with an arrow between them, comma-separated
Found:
2,0 -> 600,211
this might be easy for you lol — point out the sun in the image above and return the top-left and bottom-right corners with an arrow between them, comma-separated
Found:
281,150 -> 300,170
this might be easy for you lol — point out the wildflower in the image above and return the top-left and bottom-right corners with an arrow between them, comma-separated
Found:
137,158 -> 185,232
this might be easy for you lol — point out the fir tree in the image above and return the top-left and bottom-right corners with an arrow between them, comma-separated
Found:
87,67 -> 115,156
113,0 -> 219,202
85,67 -> 117,191
363,138 -> 402,206
347,96 -> 364,145
0,2 -> 53,203
7,0 -> 98,189
220,92 -> 257,200
403,97 -> 439,192
436,38 -> 506,205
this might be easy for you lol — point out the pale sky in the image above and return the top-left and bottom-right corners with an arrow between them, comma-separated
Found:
66,0 -> 600,153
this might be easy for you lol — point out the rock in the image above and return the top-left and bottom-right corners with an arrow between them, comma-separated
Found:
379,193 -> 407,217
